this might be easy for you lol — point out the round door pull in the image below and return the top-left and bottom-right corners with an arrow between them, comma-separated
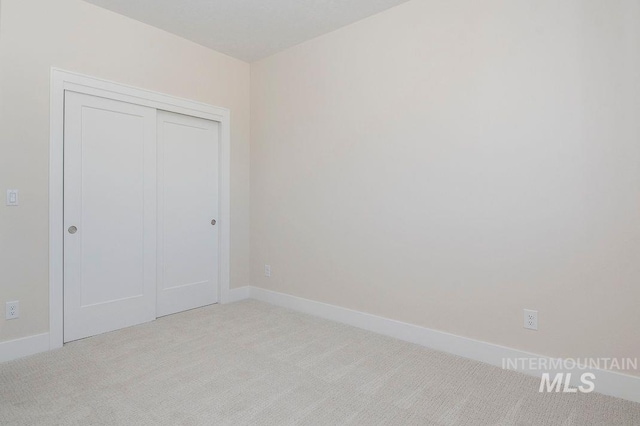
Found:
68,226 -> 78,234
211,219 -> 217,226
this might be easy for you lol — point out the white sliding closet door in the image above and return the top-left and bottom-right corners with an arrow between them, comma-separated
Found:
63,92 -> 157,342
156,111 -> 219,317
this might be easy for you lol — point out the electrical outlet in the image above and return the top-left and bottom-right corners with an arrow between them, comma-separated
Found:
6,301 -> 19,320
6,189 -> 19,206
264,264 -> 271,277
524,309 -> 538,330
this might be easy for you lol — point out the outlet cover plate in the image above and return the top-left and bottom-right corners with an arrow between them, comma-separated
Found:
6,301 -> 19,320
6,189 -> 19,206
524,309 -> 538,330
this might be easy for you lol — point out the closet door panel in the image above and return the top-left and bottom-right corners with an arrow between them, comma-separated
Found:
157,111 -> 219,317
64,91 -> 157,342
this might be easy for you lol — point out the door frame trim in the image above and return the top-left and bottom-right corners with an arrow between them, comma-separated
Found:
49,68 -> 232,350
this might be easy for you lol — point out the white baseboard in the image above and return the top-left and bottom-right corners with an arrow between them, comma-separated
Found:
248,286 -> 640,404
3,289 -> 637,404
225,286 -> 251,303
0,333 -> 50,363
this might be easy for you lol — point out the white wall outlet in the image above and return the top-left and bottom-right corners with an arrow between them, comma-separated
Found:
6,189 -> 19,206
6,301 -> 19,320
524,309 -> 538,330
264,264 -> 271,277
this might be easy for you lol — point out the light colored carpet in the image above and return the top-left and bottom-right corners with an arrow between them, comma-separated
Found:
1,300 -> 638,425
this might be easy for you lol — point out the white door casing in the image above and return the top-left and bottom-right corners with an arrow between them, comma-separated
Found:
157,111 -> 220,316
63,92 -> 157,342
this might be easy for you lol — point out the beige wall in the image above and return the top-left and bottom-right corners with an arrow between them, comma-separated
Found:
251,0 -> 640,373
0,0 -> 251,342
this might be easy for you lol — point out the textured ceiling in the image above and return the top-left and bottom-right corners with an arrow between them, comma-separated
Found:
83,0 -> 412,62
